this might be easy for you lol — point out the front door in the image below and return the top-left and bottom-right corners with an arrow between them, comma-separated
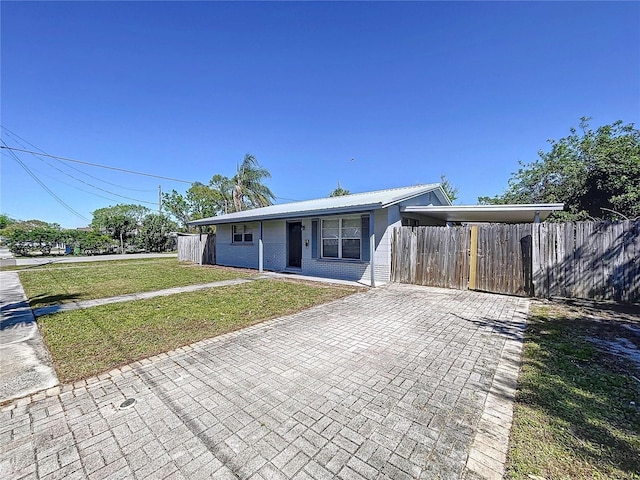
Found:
287,222 -> 302,268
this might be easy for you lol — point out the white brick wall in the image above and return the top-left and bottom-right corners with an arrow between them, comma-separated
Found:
212,199 -> 448,284
215,224 -> 259,269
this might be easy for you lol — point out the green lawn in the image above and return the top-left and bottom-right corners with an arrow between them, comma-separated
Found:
506,301 -> 640,479
39,279 -> 360,383
18,258 -> 252,307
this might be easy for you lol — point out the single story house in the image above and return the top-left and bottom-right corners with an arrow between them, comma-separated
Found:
189,184 -> 564,286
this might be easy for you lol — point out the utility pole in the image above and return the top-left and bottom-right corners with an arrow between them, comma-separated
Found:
158,185 -> 162,213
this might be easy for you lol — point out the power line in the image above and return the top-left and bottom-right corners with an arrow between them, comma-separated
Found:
0,126 -> 156,193
0,145 -> 194,184
27,165 -> 158,206
1,140 -> 90,222
1,150 -> 158,206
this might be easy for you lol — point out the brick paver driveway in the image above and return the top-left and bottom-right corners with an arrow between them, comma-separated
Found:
0,284 -> 528,479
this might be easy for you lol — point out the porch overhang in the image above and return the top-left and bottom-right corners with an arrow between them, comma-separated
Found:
400,203 -> 565,224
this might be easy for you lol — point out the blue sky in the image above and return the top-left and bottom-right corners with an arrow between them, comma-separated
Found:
1,1 -> 638,228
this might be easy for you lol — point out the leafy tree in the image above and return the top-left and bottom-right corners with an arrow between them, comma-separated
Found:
7,224 -> 64,256
162,189 -> 191,230
161,154 -> 274,229
187,182 -> 222,220
439,174 -> 458,204
163,182 -> 224,230
62,230 -> 114,254
91,204 -> 150,253
329,181 -> 350,197
0,214 -> 15,231
479,118 -> 640,221
209,174 -> 235,215
7,228 -> 32,256
30,225 -> 63,255
231,154 -> 275,212
137,214 -> 177,252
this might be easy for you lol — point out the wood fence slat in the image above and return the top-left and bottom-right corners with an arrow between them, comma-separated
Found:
390,221 -> 638,303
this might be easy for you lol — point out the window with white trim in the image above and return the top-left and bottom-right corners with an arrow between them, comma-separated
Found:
321,218 -> 361,259
232,225 -> 253,243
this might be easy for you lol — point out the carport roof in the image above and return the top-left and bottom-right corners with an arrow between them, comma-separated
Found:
401,203 -> 565,223
189,184 -> 444,226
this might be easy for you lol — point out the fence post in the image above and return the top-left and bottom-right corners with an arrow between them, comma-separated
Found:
469,225 -> 478,290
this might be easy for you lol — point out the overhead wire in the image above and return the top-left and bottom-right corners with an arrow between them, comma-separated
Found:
2,149 -> 159,206
1,140 -> 90,222
24,164 -> 157,206
0,126 -> 157,193
2,129 -> 291,207
0,145 -> 195,184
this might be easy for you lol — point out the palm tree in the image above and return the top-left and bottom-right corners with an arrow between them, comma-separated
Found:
329,180 -> 350,197
231,154 -> 275,212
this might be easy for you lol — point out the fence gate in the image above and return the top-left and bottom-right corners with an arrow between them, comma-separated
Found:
474,223 -> 533,296
391,225 -> 532,296
391,221 -> 639,302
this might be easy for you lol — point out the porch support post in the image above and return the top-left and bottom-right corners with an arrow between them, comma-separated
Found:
198,226 -> 203,265
369,212 -> 376,288
258,221 -> 264,273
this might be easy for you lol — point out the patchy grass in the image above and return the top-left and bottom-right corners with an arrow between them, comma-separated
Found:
506,300 -> 640,480
38,279 -> 360,383
18,258 -> 251,307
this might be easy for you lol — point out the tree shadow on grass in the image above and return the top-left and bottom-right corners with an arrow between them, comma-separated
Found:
510,304 -> 640,478
27,293 -> 81,309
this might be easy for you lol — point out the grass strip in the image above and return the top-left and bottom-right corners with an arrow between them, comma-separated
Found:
506,302 -> 640,479
18,258 -> 250,307
39,279 -> 359,383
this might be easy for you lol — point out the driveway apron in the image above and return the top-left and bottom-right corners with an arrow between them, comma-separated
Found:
0,283 -> 528,479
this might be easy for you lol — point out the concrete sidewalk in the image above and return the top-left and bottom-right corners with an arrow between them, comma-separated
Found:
0,272 -> 58,403
32,278 -> 259,317
10,252 -> 177,267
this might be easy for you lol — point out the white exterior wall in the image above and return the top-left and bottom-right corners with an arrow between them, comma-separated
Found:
371,208 -> 393,284
212,190 -> 445,284
215,223 -> 260,269
301,217 -> 370,282
262,220 -> 286,272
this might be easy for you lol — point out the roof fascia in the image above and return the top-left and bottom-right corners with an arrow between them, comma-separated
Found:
381,186 -> 439,208
401,203 -> 565,213
188,203 -> 383,226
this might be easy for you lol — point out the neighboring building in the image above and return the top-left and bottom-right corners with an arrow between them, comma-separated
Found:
189,184 -> 563,286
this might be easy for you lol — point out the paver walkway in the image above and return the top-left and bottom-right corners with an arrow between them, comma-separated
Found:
0,284 -> 528,479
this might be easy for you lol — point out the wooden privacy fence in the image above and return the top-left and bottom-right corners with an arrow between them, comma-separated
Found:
177,234 -> 216,265
532,221 -> 639,302
392,226 -> 471,290
391,220 -> 639,303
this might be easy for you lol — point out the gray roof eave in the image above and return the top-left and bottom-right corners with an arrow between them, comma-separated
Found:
188,203 -> 383,226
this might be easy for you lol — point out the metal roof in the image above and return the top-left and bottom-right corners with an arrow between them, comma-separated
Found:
189,184 -> 442,226
401,204 -> 565,223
